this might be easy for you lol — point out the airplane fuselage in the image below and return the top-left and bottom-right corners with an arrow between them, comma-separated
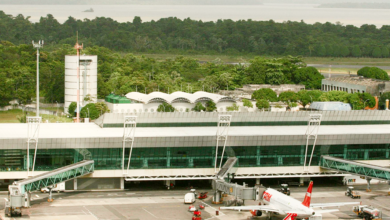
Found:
262,188 -> 314,219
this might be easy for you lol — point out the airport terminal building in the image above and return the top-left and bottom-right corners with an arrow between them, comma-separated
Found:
1,111 -> 390,190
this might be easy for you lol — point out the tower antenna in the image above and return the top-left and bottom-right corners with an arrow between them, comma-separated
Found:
75,31 -> 83,123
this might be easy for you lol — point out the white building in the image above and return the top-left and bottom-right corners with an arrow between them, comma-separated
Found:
106,91 -> 236,113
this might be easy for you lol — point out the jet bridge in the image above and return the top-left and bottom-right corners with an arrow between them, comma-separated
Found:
213,157 -> 265,204
320,155 -> 390,191
5,160 -> 94,217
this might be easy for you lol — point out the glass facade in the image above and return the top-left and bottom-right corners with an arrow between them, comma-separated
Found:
1,144 -> 389,172
103,120 -> 390,128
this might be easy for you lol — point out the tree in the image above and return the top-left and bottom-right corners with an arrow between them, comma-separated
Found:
292,67 -> 324,89
372,46 -> 382,58
80,103 -> 100,120
95,102 -> 110,115
193,102 -> 206,112
226,103 -> 239,111
157,102 -> 175,112
382,47 -> 390,58
340,46 -> 350,57
351,45 -> 362,57
251,88 -> 278,102
256,99 -> 269,111
205,100 -> 217,112
278,91 -> 299,105
68,102 -> 77,116
319,91 -> 349,102
357,67 -> 389,80
242,99 -> 253,108
315,44 -> 326,57
348,93 -> 375,110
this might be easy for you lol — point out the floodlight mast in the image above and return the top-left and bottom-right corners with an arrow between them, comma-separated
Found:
74,33 -> 83,123
32,40 -> 44,117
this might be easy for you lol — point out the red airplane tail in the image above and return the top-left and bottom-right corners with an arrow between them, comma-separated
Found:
302,181 -> 313,207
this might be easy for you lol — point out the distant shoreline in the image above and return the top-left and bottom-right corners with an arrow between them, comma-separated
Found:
0,0 -> 263,5
318,3 -> 390,9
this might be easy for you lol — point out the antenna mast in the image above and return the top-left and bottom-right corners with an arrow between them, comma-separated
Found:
75,31 -> 83,123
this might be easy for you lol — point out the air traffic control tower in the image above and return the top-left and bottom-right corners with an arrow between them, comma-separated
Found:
64,55 -> 98,113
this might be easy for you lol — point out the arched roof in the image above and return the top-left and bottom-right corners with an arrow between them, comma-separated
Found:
193,91 -> 235,103
125,92 -> 162,104
125,91 -> 235,104
149,92 -> 176,103
170,91 -> 197,103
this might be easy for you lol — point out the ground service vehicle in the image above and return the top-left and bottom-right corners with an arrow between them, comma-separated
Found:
221,181 -> 359,220
198,192 -> 208,199
345,187 -> 361,199
41,182 -> 65,193
185,193 -> 196,204
192,210 -> 202,220
277,184 -> 291,196
353,205 -> 382,220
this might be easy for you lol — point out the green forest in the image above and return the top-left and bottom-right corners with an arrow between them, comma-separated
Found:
1,11 -> 390,57
0,41 -> 324,107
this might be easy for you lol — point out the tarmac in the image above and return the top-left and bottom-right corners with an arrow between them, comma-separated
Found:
0,183 -> 389,220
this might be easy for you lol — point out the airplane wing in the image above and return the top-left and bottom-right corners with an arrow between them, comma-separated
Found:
311,202 -> 360,208
220,205 -> 279,213
315,209 -> 340,214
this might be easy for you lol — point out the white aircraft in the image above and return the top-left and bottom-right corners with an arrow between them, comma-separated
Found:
220,181 -> 359,220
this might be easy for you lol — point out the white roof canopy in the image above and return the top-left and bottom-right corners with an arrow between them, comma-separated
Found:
126,91 -> 235,104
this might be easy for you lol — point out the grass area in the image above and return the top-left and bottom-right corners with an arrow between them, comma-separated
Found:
0,109 -> 73,123
139,53 -> 390,66
0,109 -> 21,123
317,67 -> 390,75
41,107 -> 65,114
304,57 -> 390,66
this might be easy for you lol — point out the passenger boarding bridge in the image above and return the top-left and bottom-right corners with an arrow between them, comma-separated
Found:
320,156 -> 390,191
5,160 -> 94,217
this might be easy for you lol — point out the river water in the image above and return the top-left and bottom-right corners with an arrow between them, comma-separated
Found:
0,4 -> 389,27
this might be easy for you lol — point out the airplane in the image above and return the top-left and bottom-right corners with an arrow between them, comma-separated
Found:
220,181 -> 359,220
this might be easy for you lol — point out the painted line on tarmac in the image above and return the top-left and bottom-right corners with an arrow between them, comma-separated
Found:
143,208 -> 158,219
365,200 -> 390,211
201,201 -> 225,220
83,206 -> 99,220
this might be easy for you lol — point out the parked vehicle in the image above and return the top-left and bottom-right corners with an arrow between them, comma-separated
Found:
345,187 -> 361,199
184,193 -> 196,204
41,182 -> 65,193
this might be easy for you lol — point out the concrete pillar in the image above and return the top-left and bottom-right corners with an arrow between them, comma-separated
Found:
213,190 -> 222,203
74,178 -> 77,190
366,178 -> 372,192
167,148 -> 170,168
255,178 -> 261,186
299,177 -> 305,186
166,180 -> 171,189
120,177 -> 124,190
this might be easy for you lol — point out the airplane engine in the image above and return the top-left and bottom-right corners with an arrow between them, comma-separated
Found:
254,210 -> 262,216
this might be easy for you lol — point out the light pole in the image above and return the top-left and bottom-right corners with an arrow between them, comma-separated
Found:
55,101 -> 59,116
363,99 -> 369,110
32,40 -> 44,117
